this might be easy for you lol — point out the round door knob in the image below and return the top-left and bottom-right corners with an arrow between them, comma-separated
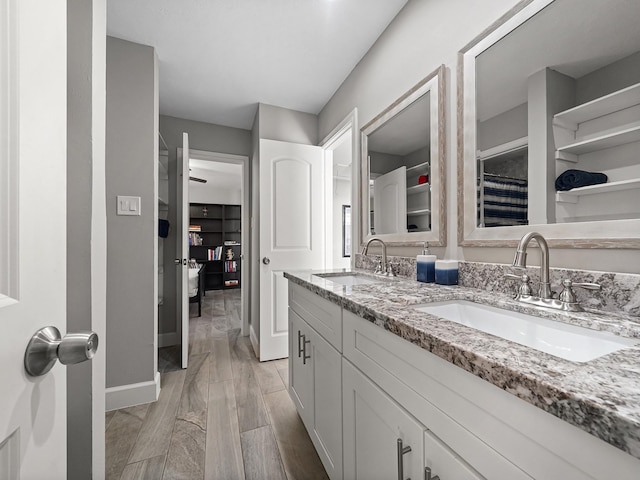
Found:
24,327 -> 99,377
262,257 -> 270,265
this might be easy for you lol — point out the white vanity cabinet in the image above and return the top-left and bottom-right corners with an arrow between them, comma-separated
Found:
343,310 -> 640,480
288,283 -> 343,480
286,280 -> 640,480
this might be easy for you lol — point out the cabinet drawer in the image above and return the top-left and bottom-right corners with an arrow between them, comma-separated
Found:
289,283 -> 342,351
424,430 -> 483,480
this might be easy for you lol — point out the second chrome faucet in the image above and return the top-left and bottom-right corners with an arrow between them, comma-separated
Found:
362,237 -> 396,276
507,232 -> 600,312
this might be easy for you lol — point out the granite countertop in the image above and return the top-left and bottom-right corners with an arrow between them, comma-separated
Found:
284,268 -> 640,461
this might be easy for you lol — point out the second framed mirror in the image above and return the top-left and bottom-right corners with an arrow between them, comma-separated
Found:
360,65 -> 446,247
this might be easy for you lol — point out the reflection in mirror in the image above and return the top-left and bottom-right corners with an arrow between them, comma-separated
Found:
361,65 -> 445,246
369,92 -> 430,234
460,0 -> 640,247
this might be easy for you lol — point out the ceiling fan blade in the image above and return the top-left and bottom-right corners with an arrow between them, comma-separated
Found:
189,176 -> 207,183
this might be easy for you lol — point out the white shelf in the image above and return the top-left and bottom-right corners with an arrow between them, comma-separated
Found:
555,124 -> 640,161
555,178 -> 640,203
553,82 -> 640,130
406,183 -> 429,195
405,161 -> 429,174
407,208 -> 431,216
477,137 -> 528,161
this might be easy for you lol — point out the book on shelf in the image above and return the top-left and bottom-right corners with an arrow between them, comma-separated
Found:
224,260 -> 238,273
206,246 -> 223,261
189,225 -> 201,232
224,279 -> 239,287
224,240 -> 240,246
188,232 -> 202,246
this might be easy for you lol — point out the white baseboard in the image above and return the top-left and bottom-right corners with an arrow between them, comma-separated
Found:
106,371 -> 161,411
249,325 -> 260,358
158,332 -> 177,348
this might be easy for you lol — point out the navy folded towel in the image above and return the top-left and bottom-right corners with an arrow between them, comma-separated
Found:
555,169 -> 607,191
159,219 -> 170,238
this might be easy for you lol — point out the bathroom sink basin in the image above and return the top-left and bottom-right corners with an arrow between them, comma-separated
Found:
316,273 -> 383,286
413,300 -> 637,362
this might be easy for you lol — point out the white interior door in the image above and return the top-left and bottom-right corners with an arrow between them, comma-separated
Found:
176,133 -> 189,368
259,139 -> 324,361
373,166 -> 407,234
0,0 -> 68,477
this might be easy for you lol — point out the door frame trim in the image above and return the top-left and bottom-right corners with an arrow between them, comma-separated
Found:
320,108 -> 359,269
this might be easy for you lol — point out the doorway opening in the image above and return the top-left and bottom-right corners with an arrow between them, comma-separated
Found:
188,150 -> 250,338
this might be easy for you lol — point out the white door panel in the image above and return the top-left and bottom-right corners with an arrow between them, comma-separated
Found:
177,133 -> 189,368
373,166 -> 407,234
273,272 -> 289,334
259,139 -> 324,361
0,0 -> 68,477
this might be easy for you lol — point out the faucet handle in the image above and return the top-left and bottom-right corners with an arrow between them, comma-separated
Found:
374,258 -> 384,275
505,272 -> 532,296
559,279 -> 601,304
385,262 -> 397,277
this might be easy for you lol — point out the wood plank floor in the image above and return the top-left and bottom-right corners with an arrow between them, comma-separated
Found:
105,289 -> 328,480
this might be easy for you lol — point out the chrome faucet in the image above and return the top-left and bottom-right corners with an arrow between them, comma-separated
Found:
506,231 -> 601,312
512,231 -> 552,299
362,237 -> 395,276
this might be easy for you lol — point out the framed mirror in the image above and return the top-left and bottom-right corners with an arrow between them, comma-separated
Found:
458,0 -> 640,247
361,65 -> 445,247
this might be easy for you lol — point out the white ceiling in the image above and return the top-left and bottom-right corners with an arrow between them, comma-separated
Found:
476,0 -> 640,122
189,159 -> 242,187
107,0 -> 408,130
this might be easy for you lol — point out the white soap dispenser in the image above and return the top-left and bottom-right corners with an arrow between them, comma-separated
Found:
417,242 -> 436,283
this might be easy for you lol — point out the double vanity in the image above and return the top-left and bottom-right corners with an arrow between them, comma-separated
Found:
284,269 -> 640,480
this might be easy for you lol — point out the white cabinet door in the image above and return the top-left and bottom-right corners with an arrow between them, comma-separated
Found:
289,307 -> 343,480
343,360 -> 424,480
308,324 -> 342,480
289,309 -> 314,426
424,430 -> 485,480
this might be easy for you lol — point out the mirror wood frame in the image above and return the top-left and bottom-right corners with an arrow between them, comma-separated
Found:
360,65 -> 446,248
457,0 -> 640,248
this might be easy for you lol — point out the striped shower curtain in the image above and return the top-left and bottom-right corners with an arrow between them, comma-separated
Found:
479,175 -> 528,227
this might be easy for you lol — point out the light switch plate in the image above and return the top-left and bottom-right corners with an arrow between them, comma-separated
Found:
117,195 -> 141,216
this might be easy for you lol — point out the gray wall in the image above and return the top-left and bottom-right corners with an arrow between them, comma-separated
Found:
318,0 -> 640,273
158,115 -> 251,336
576,51 -> 640,104
477,103 -> 528,152
106,36 -> 158,388
67,0 -> 107,476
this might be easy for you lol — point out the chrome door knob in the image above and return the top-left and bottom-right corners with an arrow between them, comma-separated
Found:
24,326 -> 99,376
262,257 -> 270,265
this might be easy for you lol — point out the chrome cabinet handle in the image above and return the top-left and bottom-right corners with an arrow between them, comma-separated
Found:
424,466 -> 440,480
302,336 -> 311,364
25,326 -> 98,376
397,438 -> 412,480
297,330 -> 304,358
262,257 -> 270,265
